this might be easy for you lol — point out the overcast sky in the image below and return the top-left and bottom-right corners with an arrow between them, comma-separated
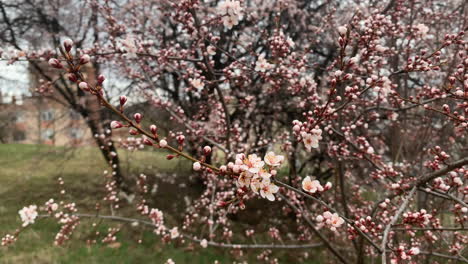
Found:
0,61 -> 30,103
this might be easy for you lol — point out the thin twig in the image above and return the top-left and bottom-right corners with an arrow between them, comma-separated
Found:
381,187 -> 417,264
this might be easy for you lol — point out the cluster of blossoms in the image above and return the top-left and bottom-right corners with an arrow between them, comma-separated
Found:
390,246 -> 420,263
18,205 -> 38,227
292,120 -> 323,151
316,211 -> 345,232
402,210 -> 435,227
254,54 -> 274,72
217,0 -> 243,29
231,152 -> 284,201
268,30 -> 295,57
348,216 -> 382,240
302,176 -> 332,194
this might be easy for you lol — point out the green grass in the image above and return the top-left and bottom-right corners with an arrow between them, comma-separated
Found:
0,144 -> 324,263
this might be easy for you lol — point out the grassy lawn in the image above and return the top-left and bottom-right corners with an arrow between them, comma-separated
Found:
0,144 -> 323,263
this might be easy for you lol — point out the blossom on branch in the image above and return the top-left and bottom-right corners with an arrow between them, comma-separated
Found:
18,205 -> 38,227
301,129 -> 322,151
217,0 -> 243,29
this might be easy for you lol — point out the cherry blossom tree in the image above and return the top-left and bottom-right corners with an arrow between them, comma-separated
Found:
2,0 -> 468,263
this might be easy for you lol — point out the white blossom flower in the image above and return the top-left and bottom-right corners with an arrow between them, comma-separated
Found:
200,239 -> 208,248
193,162 -> 201,171
328,213 -> 345,229
260,182 -> 279,201
237,171 -> 252,188
170,227 -> 179,239
19,205 -> 38,227
415,23 -> 429,37
409,247 -> 420,255
302,176 -> 323,194
301,129 -> 322,151
207,45 -> 216,56
190,78 -> 204,91
264,152 -> 284,167
241,154 -> 265,174
255,54 -> 274,72
218,0 -> 243,29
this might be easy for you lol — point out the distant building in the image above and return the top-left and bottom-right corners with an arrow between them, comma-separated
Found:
0,92 -> 92,146
0,61 -> 97,146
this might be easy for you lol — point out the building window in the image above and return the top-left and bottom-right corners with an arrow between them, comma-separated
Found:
69,128 -> 83,139
41,110 -> 54,121
41,129 -> 54,140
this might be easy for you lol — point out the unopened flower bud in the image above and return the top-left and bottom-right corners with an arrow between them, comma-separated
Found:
79,54 -> 91,65
166,154 -> 175,160
150,124 -> 157,135
193,162 -> 201,171
177,135 -> 185,145
129,129 -> 139,135
217,201 -> 228,207
78,82 -> 88,90
143,137 -> 153,146
203,146 -> 212,154
97,75 -> 105,85
344,73 -> 353,80
48,58 -> 63,69
448,76 -> 456,84
67,73 -> 78,82
63,39 -> 73,52
119,95 -> 127,106
159,139 -> 168,148
110,121 -> 123,129
338,26 -> 347,35
134,113 -> 142,124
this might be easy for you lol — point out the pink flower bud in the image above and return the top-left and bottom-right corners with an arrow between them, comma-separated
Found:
97,75 -> 105,85
220,165 -> 227,172
159,139 -> 168,148
119,95 -> 127,106
203,146 -> 212,154
134,113 -> 142,124
166,154 -> 175,160
193,162 -> 201,171
79,54 -> 91,65
129,129 -> 139,135
338,26 -> 347,35
67,73 -> 78,82
78,82 -> 88,90
177,135 -> 185,145
48,58 -> 63,69
217,201 -> 228,207
63,39 -> 73,52
150,124 -> 157,135
343,73 -> 353,80
143,137 -> 153,146
110,121 -> 123,129
448,76 -> 456,84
